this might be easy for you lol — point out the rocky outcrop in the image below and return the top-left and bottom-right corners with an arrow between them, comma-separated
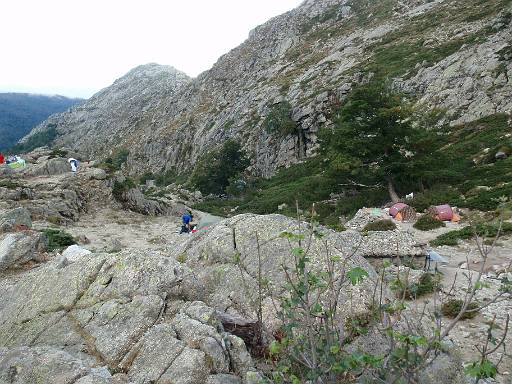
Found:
170,213 -> 395,335
24,64 -> 190,166
118,187 -> 188,216
24,157 -> 70,177
23,0 -> 511,178
0,231 -> 47,271
399,16 -> 512,125
0,207 -> 32,233
0,249 -> 258,383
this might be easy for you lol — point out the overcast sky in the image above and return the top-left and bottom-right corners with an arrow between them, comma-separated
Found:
0,0 -> 302,98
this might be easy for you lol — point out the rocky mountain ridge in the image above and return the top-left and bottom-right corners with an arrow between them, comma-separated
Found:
25,0 -> 512,178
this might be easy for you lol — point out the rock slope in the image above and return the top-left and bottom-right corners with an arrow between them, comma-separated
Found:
24,0 -> 511,177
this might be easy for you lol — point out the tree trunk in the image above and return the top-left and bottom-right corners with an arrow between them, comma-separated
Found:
387,178 -> 400,203
216,311 -> 263,353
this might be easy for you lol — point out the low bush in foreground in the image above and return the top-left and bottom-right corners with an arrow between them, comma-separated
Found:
441,299 -> 479,319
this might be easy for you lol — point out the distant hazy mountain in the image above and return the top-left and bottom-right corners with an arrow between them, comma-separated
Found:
0,93 -> 82,151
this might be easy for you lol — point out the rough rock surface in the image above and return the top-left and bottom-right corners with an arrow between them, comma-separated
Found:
24,157 -> 70,177
119,187 -> 188,216
0,152 -> 112,224
346,207 -> 392,230
0,249 -> 256,384
0,231 -> 47,271
0,207 -> 32,233
23,0 -> 511,177
171,213 -> 385,335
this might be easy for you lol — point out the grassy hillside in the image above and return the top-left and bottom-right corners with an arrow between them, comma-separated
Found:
0,93 -> 82,152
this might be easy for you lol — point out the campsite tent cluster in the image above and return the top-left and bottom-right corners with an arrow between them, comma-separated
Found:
389,202 -> 460,222
0,153 -> 26,169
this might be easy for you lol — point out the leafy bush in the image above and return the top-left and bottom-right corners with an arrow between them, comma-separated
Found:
262,101 -> 297,136
390,272 -> 440,299
101,149 -> 130,172
189,140 -> 249,195
441,299 -> 479,319
48,149 -> 68,159
363,219 -> 397,231
41,228 -> 76,251
413,215 -> 446,231
409,186 -> 462,212
431,222 -> 512,246
112,178 -> 136,201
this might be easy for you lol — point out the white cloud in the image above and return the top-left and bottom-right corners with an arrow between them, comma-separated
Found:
0,0 -> 302,98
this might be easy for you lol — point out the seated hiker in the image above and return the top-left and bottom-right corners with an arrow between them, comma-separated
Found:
181,211 -> 192,233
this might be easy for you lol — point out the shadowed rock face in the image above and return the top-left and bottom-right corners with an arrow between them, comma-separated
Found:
23,0 -> 512,178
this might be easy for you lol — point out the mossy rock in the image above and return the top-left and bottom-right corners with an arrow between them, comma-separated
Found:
413,215 -> 446,231
363,219 -> 396,231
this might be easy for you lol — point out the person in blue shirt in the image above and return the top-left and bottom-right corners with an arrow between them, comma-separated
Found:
181,210 -> 193,233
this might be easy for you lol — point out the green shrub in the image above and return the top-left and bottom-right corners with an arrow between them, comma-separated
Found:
0,179 -> 21,189
138,172 -> 154,185
48,149 -> 68,159
441,299 -> 479,319
431,222 -> 512,246
413,215 -> 446,231
46,216 -> 62,225
262,101 -> 297,136
391,272 -> 440,299
101,149 -> 130,172
189,140 -> 249,195
409,186 -> 462,212
41,228 -> 76,251
112,178 -> 136,201
363,219 -> 396,231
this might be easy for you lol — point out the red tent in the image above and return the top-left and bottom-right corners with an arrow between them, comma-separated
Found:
435,205 -> 453,221
389,203 -> 408,218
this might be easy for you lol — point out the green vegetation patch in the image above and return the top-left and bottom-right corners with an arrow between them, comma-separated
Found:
112,178 -> 136,201
413,215 -> 446,231
263,101 -> 297,136
363,219 -> 397,232
8,124 -> 58,154
189,140 -> 249,195
391,272 -> 441,299
441,299 -> 479,319
100,149 -> 130,173
41,228 -> 76,251
431,222 -> 512,246
363,0 -> 509,79
0,179 -> 22,189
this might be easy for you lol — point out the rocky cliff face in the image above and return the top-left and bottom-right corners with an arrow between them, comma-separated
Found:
25,0 -> 512,177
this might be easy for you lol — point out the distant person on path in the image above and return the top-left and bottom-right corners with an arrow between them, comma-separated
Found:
0,153 -> 4,164
68,158 -> 79,175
